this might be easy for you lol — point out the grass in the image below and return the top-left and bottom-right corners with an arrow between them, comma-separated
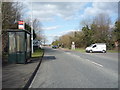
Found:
61,47 -> 86,53
61,47 -> 119,53
73,48 -> 119,53
32,49 -> 44,58
74,48 -> 86,53
107,50 -> 119,53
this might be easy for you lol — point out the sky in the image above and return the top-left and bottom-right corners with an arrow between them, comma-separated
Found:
21,1 -> 118,44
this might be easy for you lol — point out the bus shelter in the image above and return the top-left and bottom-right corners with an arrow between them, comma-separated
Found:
7,29 -> 31,64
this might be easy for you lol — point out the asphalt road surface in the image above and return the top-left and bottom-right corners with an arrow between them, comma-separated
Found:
30,47 -> 118,88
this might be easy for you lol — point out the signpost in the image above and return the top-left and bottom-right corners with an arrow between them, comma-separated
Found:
18,21 -> 25,30
71,42 -> 75,50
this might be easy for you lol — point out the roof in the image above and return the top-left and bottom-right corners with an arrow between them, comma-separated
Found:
6,29 -> 31,34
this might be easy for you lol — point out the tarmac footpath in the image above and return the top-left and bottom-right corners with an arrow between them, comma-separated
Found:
2,52 -> 44,89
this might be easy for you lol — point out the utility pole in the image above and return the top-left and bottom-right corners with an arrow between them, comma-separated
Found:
31,1 -> 33,53
44,38 -> 45,46
0,1 -> 2,90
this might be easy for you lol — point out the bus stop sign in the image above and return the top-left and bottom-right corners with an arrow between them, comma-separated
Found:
18,21 -> 25,30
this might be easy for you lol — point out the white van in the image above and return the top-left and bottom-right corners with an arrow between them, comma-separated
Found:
86,43 -> 106,53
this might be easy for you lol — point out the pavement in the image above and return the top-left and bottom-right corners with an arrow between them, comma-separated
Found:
2,53 -> 44,89
30,46 -> 118,88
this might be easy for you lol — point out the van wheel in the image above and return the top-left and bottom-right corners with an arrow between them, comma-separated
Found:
90,50 -> 92,53
102,50 -> 106,53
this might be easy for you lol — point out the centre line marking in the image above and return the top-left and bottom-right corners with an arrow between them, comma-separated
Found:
91,61 -> 103,67
66,52 -> 71,55
65,52 -> 103,67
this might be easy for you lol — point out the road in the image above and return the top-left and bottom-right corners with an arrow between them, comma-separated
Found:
30,47 -> 118,88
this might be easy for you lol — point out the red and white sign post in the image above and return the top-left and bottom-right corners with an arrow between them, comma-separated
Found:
18,21 -> 25,30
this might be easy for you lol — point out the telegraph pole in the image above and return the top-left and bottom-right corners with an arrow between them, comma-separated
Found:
31,1 -> 33,53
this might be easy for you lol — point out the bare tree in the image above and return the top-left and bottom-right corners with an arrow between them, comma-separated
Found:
33,19 -> 42,40
80,18 -> 92,27
25,18 -> 42,40
2,2 -> 23,29
92,13 -> 111,43
59,33 -> 72,48
93,13 -> 111,27
2,2 -> 23,53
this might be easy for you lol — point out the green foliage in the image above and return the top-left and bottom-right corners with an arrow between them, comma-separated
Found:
25,23 -> 31,32
81,25 -> 95,47
25,23 -> 36,40
33,30 -> 37,40
112,21 -> 120,41
52,40 -> 60,46
74,48 -> 85,53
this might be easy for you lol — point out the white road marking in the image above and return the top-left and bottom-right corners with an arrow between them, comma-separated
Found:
91,61 -> 103,67
65,52 -> 103,67
53,49 -> 58,51
85,59 -> 90,61
85,59 -> 103,67
66,52 -> 83,59
66,52 -> 71,55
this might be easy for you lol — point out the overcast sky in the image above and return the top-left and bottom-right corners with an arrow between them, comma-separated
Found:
22,1 -> 118,44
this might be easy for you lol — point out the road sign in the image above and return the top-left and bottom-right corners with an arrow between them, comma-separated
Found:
72,42 -> 75,45
18,21 -> 25,30
71,42 -> 75,50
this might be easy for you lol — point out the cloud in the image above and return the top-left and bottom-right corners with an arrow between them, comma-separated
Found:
42,26 -> 60,30
46,34 -> 61,37
24,2 -> 118,22
92,2 -> 118,13
81,2 -> 118,19
24,2 -> 86,21
13,0 -> 120,2
59,29 -> 79,36
44,29 -> 79,38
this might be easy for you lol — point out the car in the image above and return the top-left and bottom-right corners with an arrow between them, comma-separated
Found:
52,45 -> 59,49
86,43 -> 106,53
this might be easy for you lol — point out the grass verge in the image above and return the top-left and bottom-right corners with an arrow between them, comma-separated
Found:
32,49 -> 44,58
107,50 -> 119,53
74,48 -> 86,53
62,47 -> 119,53
75,48 -> 119,53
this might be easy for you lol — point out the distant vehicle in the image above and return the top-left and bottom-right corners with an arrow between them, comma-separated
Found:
33,40 -> 42,49
86,43 -> 106,53
52,45 -> 59,49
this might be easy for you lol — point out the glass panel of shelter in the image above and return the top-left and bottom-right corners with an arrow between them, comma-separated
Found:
16,32 -> 24,53
9,32 -> 16,53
